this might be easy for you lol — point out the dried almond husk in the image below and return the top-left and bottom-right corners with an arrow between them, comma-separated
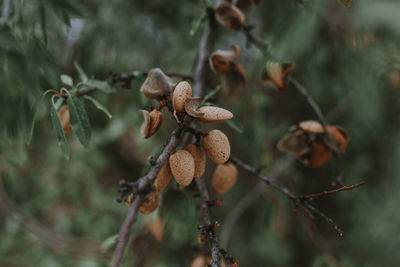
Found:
300,141 -> 332,168
58,104 -> 71,134
139,110 -> 151,138
324,125 -> 348,153
139,191 -> 159,215
148,109 -> 163,137
173,81 -> 192,113
215,2 -> 245,30
169,150 -> 195,187
184,97 -> 204,118
261,61 -> 295,91
140,68 -> 173,99
154,161 -> 172,191
209,45 -> 241,74
299,120 -> 324,134
190,255 -> 210,267
277,129 -> 311,157
185,144 -> 206,178
202,129 -> 231,164
212,163 -> 238,195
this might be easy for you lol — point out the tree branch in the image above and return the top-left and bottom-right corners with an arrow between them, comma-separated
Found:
110,195 -> 143,267
0,0 -> 11,24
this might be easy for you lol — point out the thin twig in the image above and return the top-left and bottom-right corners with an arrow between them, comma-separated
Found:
289,76 -> 328,127
302,181 -> 365,201
230,156 -> 344,236
242,25 -> 267,52
110,195 -> 143,267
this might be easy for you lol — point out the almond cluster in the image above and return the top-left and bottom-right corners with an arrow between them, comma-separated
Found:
278,120 -> 348,167
135,70 -> 240,214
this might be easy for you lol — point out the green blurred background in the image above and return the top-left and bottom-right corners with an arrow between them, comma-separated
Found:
1,0 -> 400,266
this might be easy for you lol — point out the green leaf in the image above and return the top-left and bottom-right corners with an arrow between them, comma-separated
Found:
190,10 -> 206,36
60,74 -> 73,87
226,116 -> 244,134
27,95 -> 45,145
101,234 -> 118,252
74,61 -> 88,82
67,96 -> 91,148
201,85 -> 221,104
83,95 -> 112,119
50,104 -> 70,159
83,79 -> 116,93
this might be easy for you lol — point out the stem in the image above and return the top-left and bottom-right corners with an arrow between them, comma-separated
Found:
1,0 -> 11,23
110,195 -> 143,267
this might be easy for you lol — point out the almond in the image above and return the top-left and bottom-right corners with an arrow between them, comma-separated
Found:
215,2 -> 245,30
58,105 -> 71,134
209,45 -> 241,74
212,163 -> 238,194
202,129 -> 230,164
185,144 -> 206,178
139,191 -> 159,215
173,81 -> 192,113
197,106 -> 233,123
154,161 -> 172,191
169,150 -> 195,186
148,109 -> 163,137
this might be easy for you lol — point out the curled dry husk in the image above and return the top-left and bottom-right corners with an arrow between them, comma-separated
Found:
261,61 -> 295,91
212,163 -> 238,195
197,106 -> 233,123
215,2 -> 245,30
209,45 -> 241,74
154,161 -> 172,191
140,68 -> 173,99
278,121 -> 349,168
140,109 -> 163,138
58,104 -> 71,134
185,144 -> 206,179
234,0 -> 262,12
169,150 -> 195,187
139,190 -> 159,214
184,97 -> 204,118
173,81 -> 192,113
202,129 -> 231,164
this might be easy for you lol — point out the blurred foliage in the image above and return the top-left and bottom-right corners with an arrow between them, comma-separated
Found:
1,0 -> 400,266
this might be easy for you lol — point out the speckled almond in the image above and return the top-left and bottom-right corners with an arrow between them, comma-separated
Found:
212,163 -> 238,195
299,120 -> 324,134
185,144 -> 206,179
154,161 -> 172,191
202,129 -> 230,164
58,105 -> 71,134
173,81 -> 192,113
139,191 -> 159,215
169,150 -> 195,187
197,106 -> 233,123
148,109 -> 163,138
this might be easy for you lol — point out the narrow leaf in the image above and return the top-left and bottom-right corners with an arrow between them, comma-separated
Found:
84,79 -> 115,93
61,74 -> 73,87
50,104 -> 70,159
74,61 -> 88,82
83,95 -> 112,119
67,96 -> 91,148
27,95 -> 45,145
226,117 -> 244,134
